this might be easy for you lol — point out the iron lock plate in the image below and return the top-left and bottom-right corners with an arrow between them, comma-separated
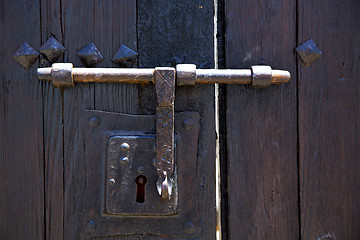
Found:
105,133 -> 177,215
80,110 -> 200,238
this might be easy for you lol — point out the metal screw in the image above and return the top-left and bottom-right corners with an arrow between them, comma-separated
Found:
89,116 -> 100,128
184,221 -> 195,234
109,178 -> 116,185
138,166 -> 145,173
182,118 -> 195,130
120,157 -> 129,165
121,142 -> 130,151
86,220 -> 96,232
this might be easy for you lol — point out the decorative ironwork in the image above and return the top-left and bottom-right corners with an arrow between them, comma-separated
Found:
296,39 -> 322,65
39,36 -> 66,63
112,44 -> 138,67
77,42 -> 104,67
13,42 -> 39,69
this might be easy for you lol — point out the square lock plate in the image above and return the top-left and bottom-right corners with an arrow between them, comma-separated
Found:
80,110 -> 201,238
105,134 -> 177,215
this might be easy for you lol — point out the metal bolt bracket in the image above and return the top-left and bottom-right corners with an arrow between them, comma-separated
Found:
51,63 -> 74,87
37,63 -> 291,198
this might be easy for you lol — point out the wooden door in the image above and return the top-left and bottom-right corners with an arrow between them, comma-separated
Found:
1,0 -> 359,239
223,0 -> 360,239
1,0 -> 216,239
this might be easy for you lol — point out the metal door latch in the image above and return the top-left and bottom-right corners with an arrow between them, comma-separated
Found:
37,63 -> 290,199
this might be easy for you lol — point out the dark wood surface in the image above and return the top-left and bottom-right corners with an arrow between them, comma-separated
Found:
0,0 -> 44,239
298,1 -> 360,239
40,0 -> 64,239
225,0 -> 299,239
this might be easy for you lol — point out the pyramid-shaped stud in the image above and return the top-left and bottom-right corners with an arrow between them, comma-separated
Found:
39,36 -> 66,63
296,39 -> 322,66
13,42 -> 40,69
112,44 -> 138,67
76,42 -> 104,67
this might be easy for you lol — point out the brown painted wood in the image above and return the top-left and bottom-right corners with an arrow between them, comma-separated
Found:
0,0 -> 44,239
298,1 -> 360,239
40,0 -> 64,239
225,0 -> 299,239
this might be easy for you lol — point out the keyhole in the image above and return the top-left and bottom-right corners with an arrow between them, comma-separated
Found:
135,175 -> 148,203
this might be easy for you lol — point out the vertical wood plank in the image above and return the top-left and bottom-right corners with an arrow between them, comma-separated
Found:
137,0 -> 216,239
40,0 -> 64,239
61,1 -> 95,239
298,1 -> 360,239
225,0 -> 299,239
94,0 -> 137,113
0,0 -> 44,239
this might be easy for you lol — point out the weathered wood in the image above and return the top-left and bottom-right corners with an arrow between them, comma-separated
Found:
94,0 -> 138,114
137,0 -> 216,239
225,0 -> 299,239
61,1 -> 95,239
40,0 -> 64,239
0,0 -> 44,239
298,1 -> 360,239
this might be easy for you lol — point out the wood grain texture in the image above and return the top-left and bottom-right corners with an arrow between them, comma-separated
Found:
94,0 -> 137,114
225,0 -> 299,239
137,0 -> 216,239
61,0 -> 95,239
0,0 -> 44,239
40,0 -> 64,239
298,1 -> 360,239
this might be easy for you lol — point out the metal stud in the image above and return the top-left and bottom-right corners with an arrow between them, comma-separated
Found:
120,157 -> 129,165
184,221 -> 195,234
77,42 -> 104,67
88,116 -> 100,128
39,36 -> 66,63
13,42 -> 39,69
112,44 -> 138,67
182,118 -> 195,130
296,39 -> 322,66
86,220 -> 96,232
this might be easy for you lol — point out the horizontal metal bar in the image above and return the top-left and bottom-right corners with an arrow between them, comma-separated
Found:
36,63 -> 291,87
37,67 -> 155,83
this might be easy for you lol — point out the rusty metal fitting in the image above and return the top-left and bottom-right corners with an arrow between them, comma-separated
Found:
37,63 -> 74,87
251,65 -> 272,88
176,64 -> 197,86
51,63 -> 74,87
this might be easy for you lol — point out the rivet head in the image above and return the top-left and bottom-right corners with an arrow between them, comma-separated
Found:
112,44 -> 138,67
182,118 -> 195,130
13,42 -> 39,69
109,179 -> 116,185
39,36 -> 66,63
121,142 -> 130,151
86,220 -> 96,232
296,39 -> 322,66
120,157 -> 129,165
138,166 -> 145,173
77,42 -> 104,67
184,221 -> 195,234
89,116 -> 100,128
